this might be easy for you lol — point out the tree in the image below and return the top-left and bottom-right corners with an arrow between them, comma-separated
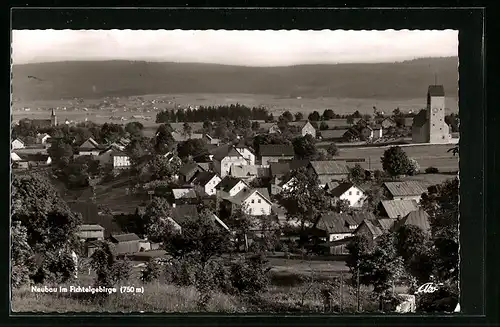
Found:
154,124 -> 175,154
47,139 -> 74,167
322,109 -> 335,121
294,112 -> 304,121
346,234 -> 372,283
346,116 -> 354,126
126,136 -> 153,166
332,199 -> 351,213
146,155 -> 179,182
327,143 -> 339,156
125,121 -> 144,137
319,121 -> 329,130
177,139 -> 208,161
11,221 -> 35,288
407,158 -> 420,176
252,133 -> 291,155
202,121 -> 213,134
292,134 -> 318,160
12,174 -> 81,283
275,168 -> 329,240
394,225 -> 433,284
90,241 -> 130,287
182,122 -> 192,136
352,110 -> 362,119
99,123 -> 125,144
308,111 -> 321,122
281,111 -> 293,122
142,197 -> 173,242
251,121 -> 260,131
347,164 -> 366,185
225,207 -> 256,252
420,178 -> 459,283
381,146 -> 412,177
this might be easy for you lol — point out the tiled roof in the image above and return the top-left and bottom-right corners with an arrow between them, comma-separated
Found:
269,162 -> 291,176
230,165 -> 270,179
191,171 -> 218,186
17,153 -> 50,162
428,85 -> 445,97
213,145 -> 243,161
351,211 -> 376,224
169,204 -> 199,225
259,144 -> 295,157
359,219 -> 395,239
324,181 -> 340,191
171,132 -> 203,142
179,162 -> 203,176
215,176 -> 247,192
395,209 -> 431,233
111,233 -> 141,242
309,161 -> 350,175
222,188 -> 272,206
384,181 -> 427,197
172,188 -> 197,200
314,213 -> 352,234
329,182 -> 356,197
381,199 -> 419,219
412,109 -> 427,128
78,224 -> 105,232
378,218 -> 397,231
255,188 -> 271,202
319,129 -> 349,139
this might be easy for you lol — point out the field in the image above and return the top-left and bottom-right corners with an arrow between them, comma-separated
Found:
11,256 -> 390,313
333,143 -> 459,173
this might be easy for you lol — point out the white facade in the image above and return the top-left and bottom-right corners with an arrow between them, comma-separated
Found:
113,155 -> 131,169
12,139 -> 25,149
329,232 -> 353,242
40,134 -> 51,144
78,150 -> 101,157
336,185 -> 366,208
11,152 -> 22,161
216,156 -> 248,178
227,180 -> 249,197
241,191 -> 272,216
203,175 -> 222,196
236,147 -> 256,165
428,96 -> 452,143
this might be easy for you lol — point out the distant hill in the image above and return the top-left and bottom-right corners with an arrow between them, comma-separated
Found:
12,57 -> 458,101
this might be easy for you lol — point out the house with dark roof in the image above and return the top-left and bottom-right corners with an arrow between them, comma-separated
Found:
215,176 -> 250,198
355,218 -> 397,241
11,153 -> 52,169
380,199 -> 419,219
68,201 -> 123,238
327,182 -> 366,208
383,181 -> 427,203
179,162 -> 206,184
307,161 -> 350,187
391,209 -> 431,234
259,144 -> 295,167
381,117 -> 397,129
211,145 -> 248,178
191,171 -> 221,196
77,137 -> 103,156
170,187 -> 198,206
318,129 -> 350,142
235,140 -> 256,165
289,121 -> 316,138
110,233 -> 142,255
220,187 -> 272,217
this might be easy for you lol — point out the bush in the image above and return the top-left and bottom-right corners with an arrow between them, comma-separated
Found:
425,167 -> 439,174
140,260 -> 161,283
416,284 -> 459,313
229,253 -> 271,296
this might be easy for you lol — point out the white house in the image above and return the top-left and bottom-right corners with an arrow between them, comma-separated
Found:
327,182 -> 366,208
222,188 -> 273,216
235,141 -> 256,165
383,181 -> 427,203
191,171 -> 222,196
215,176 -> 250,198
212,145 -> 248,177
11,138 -> 25,150
37,133 -> 52,145
111,150 -> 131,169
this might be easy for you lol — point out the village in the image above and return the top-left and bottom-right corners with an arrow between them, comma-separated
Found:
11,82 -> 459,313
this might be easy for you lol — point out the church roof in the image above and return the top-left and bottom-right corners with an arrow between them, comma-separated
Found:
412,109 -> 427,128
428,85 -> 445,97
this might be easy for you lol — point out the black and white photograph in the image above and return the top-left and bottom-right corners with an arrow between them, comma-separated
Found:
11,28 -> 460,314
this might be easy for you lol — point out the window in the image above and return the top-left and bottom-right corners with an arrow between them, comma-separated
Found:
258,199 -> 261,203
440,128 -> 442,130
248,208 -> 252,214
432,124 -> 435,126
349,191 -> 352,195
356,191 -> 359,195
251,199 -> 255,204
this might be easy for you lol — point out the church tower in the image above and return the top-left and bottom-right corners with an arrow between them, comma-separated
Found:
427,85 -> 449,143
51,108 -> 57,126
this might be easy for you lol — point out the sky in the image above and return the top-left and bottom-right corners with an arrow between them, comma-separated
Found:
11,29 -> 458,66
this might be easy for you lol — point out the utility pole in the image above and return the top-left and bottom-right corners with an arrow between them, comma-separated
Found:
357,266 -> 361,312
340,271 -> 344,313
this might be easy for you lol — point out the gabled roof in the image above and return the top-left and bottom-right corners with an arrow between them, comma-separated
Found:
171,131 -> 203,142
381,199 -> 419,219
351,211 -> 377,224
179,162 -> 204,176
230,165 -> 270,178
412,109 -> 428,128
110,150 -> 128,157
169,204 -> 199,225
395,209 -> 431,233
172,188 -> 197,200
358,219 -> 395,239
191,171 -> 218,186
79,137 -> 99,149
213,145 -> 244,161
384,181 -> 427,197
309,161 -> 350,175
215,176 -> 248,192
224,188 -> 273,206
78,224 -> 105,232
314,213 -> 352,234
329,182 -> 361,197
259,144 -> 295,157
12,138 -> 25,144
16,153 -> 50,162
319,129 -> 349,139
428,85 -> 445,97
111,233 -> 141,242
254,188 -> 271,202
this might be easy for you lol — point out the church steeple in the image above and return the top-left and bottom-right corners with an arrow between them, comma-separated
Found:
50,108 -> 57,126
